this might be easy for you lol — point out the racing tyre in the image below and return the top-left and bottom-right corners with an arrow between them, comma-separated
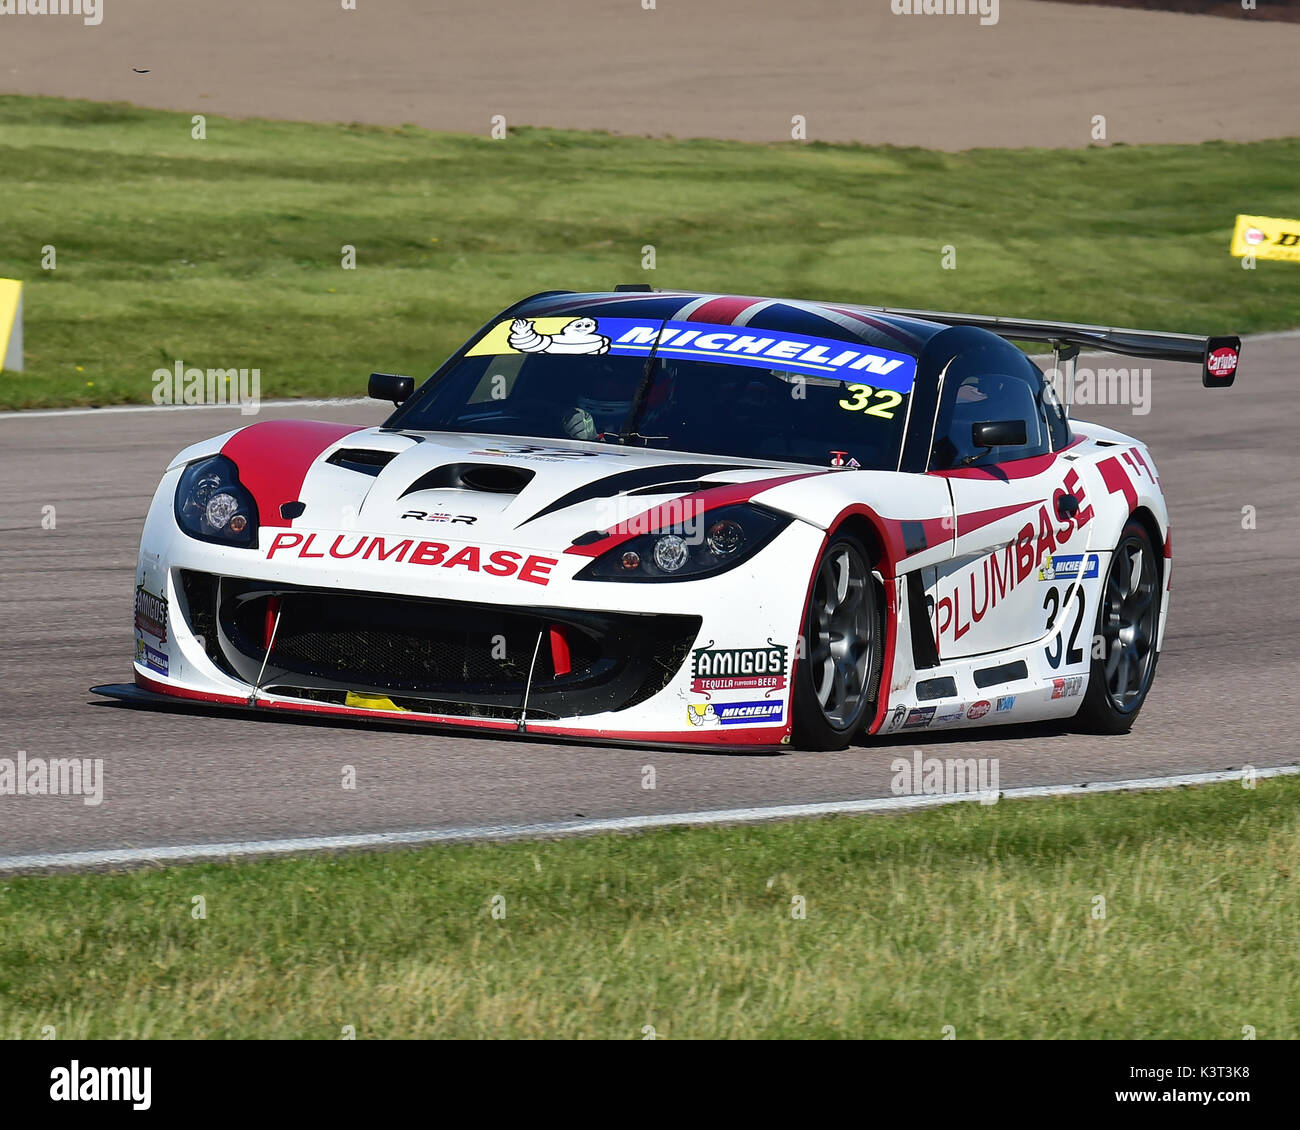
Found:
793,534 -> 882,750
1074,519 -> 1162,733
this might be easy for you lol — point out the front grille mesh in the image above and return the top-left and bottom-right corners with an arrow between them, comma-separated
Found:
179,571 -> 698,717
253,592 -> 602,691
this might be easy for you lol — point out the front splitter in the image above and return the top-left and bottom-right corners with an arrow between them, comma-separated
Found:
89,682 -> 789,755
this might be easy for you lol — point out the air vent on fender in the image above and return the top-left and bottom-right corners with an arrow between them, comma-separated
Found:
400,463 -> 536,497
327,449 -> 398,476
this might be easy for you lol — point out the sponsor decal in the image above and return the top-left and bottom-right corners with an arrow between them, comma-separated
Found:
1038,553 -> 1100,582
265,532 -> 559,586
133,585 -> 167,643
689,639 -> 789,696
400,510 -> 477,525
134,639 -> 168,677
1051,675 -> 1084,699
1206,347 -> 1238,379
903,706 -> 936,728
934,706 -> 965,725
687,700 -> 784,727
966,700 -> 991,720
886,703 -> 909,733
936,470 -> 1095,645
996,695 -> 1016,712
467,317 -> 918,395
1230,213 -> 1300,264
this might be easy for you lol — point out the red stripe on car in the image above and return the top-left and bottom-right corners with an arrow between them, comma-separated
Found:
956,499 -> 1043,538
684,296 -> 765,324
548,625 -> 572,678
221,420 -> 364,528
928,437 -> 1084,480
1097,454 -> 1138,513
565,471 -> 823,557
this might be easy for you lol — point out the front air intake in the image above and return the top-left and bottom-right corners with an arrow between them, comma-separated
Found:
326,449 -> 398,476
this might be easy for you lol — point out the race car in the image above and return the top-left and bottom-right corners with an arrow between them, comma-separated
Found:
94,288 -> 1240,750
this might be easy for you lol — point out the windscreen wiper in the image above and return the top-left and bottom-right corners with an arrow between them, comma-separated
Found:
616,319 -> 668,443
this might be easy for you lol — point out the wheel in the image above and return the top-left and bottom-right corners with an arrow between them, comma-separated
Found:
792,534 -> 882,750
1074,519 -> 1162,733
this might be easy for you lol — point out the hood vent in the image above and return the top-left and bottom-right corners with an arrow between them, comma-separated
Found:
400,463 -> 536,497
327,448 -> 398,477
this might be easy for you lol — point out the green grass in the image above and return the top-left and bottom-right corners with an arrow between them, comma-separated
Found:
0,96 -> 1297,409
2,777 -> 1297,1038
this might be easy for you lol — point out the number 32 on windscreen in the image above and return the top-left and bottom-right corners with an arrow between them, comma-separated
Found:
838,383 -> 903,420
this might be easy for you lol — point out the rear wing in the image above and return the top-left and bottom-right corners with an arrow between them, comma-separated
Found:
853,305 -> 1241,388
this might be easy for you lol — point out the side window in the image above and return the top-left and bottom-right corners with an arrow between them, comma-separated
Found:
930,369 -> 1049,470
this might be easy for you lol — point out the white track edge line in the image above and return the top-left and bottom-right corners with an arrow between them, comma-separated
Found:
0,397 -> 371,420
2,765 -> 1296,873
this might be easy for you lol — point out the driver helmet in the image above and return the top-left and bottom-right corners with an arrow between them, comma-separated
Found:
572,361 -> 641,437
565,358 -> 676,439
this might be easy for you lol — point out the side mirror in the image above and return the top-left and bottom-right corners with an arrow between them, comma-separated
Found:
369,372 -> 414,405
971,419 -> 1027,448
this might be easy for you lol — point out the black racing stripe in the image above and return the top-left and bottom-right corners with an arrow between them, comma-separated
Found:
516,462 -> 756,527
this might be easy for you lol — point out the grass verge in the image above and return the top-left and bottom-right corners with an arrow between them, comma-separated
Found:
0,96 -> 1297,409
1,776 -> 1297,1038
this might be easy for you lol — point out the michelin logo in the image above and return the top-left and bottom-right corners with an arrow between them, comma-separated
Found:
1038,553 -> 1099,582
508,317 -> 610,355
135,639 -> 168,676
687,701 -> 784,726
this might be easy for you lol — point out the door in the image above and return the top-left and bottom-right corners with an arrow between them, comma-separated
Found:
922,362 -> 1093,661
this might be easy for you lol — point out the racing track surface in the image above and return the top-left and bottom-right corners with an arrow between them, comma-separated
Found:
0,335 -> 1296,866
4,0 -> 1300,149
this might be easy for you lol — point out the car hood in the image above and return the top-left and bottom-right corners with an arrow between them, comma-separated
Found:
214,420 -> 828,552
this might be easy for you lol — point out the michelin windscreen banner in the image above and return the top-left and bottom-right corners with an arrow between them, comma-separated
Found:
467,316 -> 918,394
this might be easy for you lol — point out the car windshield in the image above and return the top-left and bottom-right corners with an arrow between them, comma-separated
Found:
390,313 -> 919,469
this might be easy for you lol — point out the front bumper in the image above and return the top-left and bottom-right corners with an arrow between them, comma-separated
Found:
125,478 -> 824,748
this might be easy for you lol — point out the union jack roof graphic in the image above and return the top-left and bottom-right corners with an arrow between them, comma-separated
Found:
514,290 -> 943,356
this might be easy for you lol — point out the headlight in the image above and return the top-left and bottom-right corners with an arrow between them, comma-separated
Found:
174,455 -> 259,547
576,503 -> 791,582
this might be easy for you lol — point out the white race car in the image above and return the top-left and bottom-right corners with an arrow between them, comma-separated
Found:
95,289 -> 1240,750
